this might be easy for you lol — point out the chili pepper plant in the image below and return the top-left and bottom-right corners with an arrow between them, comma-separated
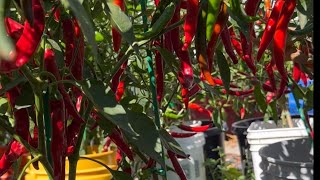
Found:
0,0 -> 313,179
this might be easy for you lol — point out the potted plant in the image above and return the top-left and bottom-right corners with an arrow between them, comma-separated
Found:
0,0 -> 313,180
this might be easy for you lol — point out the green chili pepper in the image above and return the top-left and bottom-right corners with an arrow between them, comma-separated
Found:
206,0 -> 222,40
135,2 -> 176,40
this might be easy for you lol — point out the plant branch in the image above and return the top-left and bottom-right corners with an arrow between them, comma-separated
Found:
17,155 -> 42,180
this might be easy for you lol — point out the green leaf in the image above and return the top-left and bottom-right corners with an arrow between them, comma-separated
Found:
158,128 -> 188,158
303,84 -> 313,111
80,79 -> 137,135
206,0 -> 222,40
15,83 -> 34,110
213,108 -> 222,129
268,100 -> 278,123
253,84 -> 267,113
105,2 -> 136,46
216,50 -> 230,92
0,76 -> 27,95
61,0 -> 98,63
124,110 -> 165,168
0,0 -> 15,61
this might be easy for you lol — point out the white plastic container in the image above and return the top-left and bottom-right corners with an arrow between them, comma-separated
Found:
247,118 -> 313,180
166,121 -> 206,180
259,138 -> 313,180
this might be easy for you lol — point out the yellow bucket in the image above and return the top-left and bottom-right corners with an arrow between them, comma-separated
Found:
24,150 -> 117,180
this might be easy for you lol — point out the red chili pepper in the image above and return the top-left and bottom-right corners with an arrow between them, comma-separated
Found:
186,84 -> 201,98
222,88 -> 254,96
266,92 -> 275,104
4,17 -> 24,42
170,132 -> 197,138
112,0 -> 125,53
49,94 -> 66,180
0,86 -> 31,176
257,0 -> 286,62
43,48 -> 85,156
240,107 -> 245,119
164,32 -> 173,53
178,123 -> 212,132
176,49 -> 194,89
0,0 -> 44,73
265,58 -> 277,92
53,6 -> 60,22
207,2 -> 229,72
229,27 -> 243,57
300,71 -> 308,86
262,81 -> 275,92
181,85 -> 189,109
273,0 -> 296,98
155,47 -> 164,105
167,150 -> 187,180
188,102 -> 212,118
0,141 -> 26,176
111,53 -> 128,102
154,0 -> 160,6
220,26 -> 238,64
182,0 -> 199,51
109,128 -> 134,161
212,77 -> 239,88
142,158 -> 156,170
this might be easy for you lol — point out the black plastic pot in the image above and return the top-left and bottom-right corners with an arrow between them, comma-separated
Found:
201,121 -> 224,180
231,117 -> 264,176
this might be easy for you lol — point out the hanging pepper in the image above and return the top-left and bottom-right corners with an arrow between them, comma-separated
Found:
111,53 -> 128,102
222,88 -> 254,96
112,0 -> 125,53
257,0 -> 286,62
273,0 -> 296,98
109,128 -> 134,161
0,141 -> 26,176
176,48 -> 194,89
293,62 -> 301,82
264,0 -> 271,19
188,102 -> 212,118
265,58 -> 277,92
195,0 -> 216,87
182,0 -> 199,51
207,2 -> 229,71
4,17 -> 24,42
49,92 -> 66,180
0,0 -> 44,73
220,26 -> 238,64
43,48 -> 85,155
167,150 -> 187,180
229,27 -> 243,57
206,0 -> 223,40
186,84 -> 201,98
155,45 -> 164,105
0,86 -> 30,176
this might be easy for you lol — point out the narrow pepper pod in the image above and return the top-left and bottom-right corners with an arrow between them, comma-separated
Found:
273,0 -> 296,98
256,0 -> 286,62
4,17 -> 24,42
0,0 -> 44,73
49,93 -> 66,180
220,26 -> 238,64
167,150 -> 187,180
207,2 -> 229,71
155,47 -> 164,105
195,0 -> 216,87
0,141 -> 26,176
182,0 -> 199,51
109,128 -> 134,161
176,49 -> 194,89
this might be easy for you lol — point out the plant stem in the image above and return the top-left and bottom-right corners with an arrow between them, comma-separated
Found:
17,155 -> 42,180
68,101 -> 93,180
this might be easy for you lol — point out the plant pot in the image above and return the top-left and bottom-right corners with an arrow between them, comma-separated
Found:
231,117 -> 264,175
167,121 -> 206,180
24,150 -> 117,180
247,116 -> 313,180
259,138 -> 313,180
